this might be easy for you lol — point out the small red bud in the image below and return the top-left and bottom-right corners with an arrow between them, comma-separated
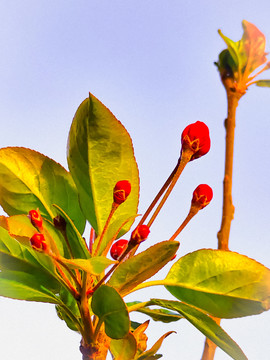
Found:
130,225 -> 150,245
28,209 -> 43,229
113,180 -> 131,204
192,184 -> 213,209
181,121 -> 210,160
30,233 -> 47,251
110,239 -> 129,260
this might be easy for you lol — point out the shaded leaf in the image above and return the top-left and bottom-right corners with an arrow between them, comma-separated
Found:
151,299 -> 248,360
127,301 -> 182,323
165,249 -> 270,318
137,307 -> 182,323
53,204 -> 90,259
255,79 -> 270,87
0,147 -> 85,233
0,270 -> 59,303
92,285 -> 130,339
109,241 -> 179,295
67,93 -> 139,238
55,287 -> 81,332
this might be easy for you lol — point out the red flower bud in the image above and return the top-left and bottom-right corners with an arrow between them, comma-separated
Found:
28,209 -> 43,229
192,184 -> 213,209
110,239 -> 129,260
30,233 -> 47,251
113,180 -> 131,204
181,121 -> 210,160
130,225 -> 150,245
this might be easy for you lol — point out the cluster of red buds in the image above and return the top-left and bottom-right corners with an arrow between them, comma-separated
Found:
110,225 -> 150,260
109,121 -> 212,259
28,209 -> 47,251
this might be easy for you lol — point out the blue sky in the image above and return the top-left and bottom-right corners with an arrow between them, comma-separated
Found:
0,1 -> 270,359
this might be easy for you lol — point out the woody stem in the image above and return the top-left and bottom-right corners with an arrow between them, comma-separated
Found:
138,160 -> 180,227
147,151 -> 192,228
201,79 -> 242,360
169,206 -> 200,241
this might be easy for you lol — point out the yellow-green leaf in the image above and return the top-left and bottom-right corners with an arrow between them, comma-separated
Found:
110,332 -> 137,360
255,79 -> 270,87
109,241 -> 179,296
165,249 -> 270,318
67,94 -> 139,238
151,299 -> 247,360
0,147 -> 85,233
61,256 -> 116,275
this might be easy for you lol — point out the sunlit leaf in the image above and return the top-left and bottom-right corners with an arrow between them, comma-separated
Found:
0,147 -> 85,233
151,299 -> 248,360
61,256 -> 116,275
165,249 -> 270,318
67,93 -> 139,238
92,285 -> 130,339
132,320 -> 149,356
218,30 -> 240,73
110,332 -> 137,360
136,331 -> 175,360
109,241 -> 179,295
1,214 -> 67,256
0,226 -> 57,277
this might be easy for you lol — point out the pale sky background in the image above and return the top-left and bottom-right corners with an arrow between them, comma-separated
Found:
0,1 -> 270,359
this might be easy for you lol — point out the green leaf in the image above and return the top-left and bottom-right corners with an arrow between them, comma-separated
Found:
134,306 -> 182,323
67,93 -> 139,238
151,299 -> 248,360
56,304 -> 79,332
127,301 -> 182,323
0,225 -> 57,278
0,147 -> 85,233
136,331 -> 174,360
53,204 -> 90,259
109,241 -> 179,295
165,249 -> 270,318
255,80 -> 270,87
61,256 -> 116,276
110,332 -> 137,360
218,30 -> 241,73
92,285 -> 130,339
0,270 -> 59,303
55,287 -> 81,332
